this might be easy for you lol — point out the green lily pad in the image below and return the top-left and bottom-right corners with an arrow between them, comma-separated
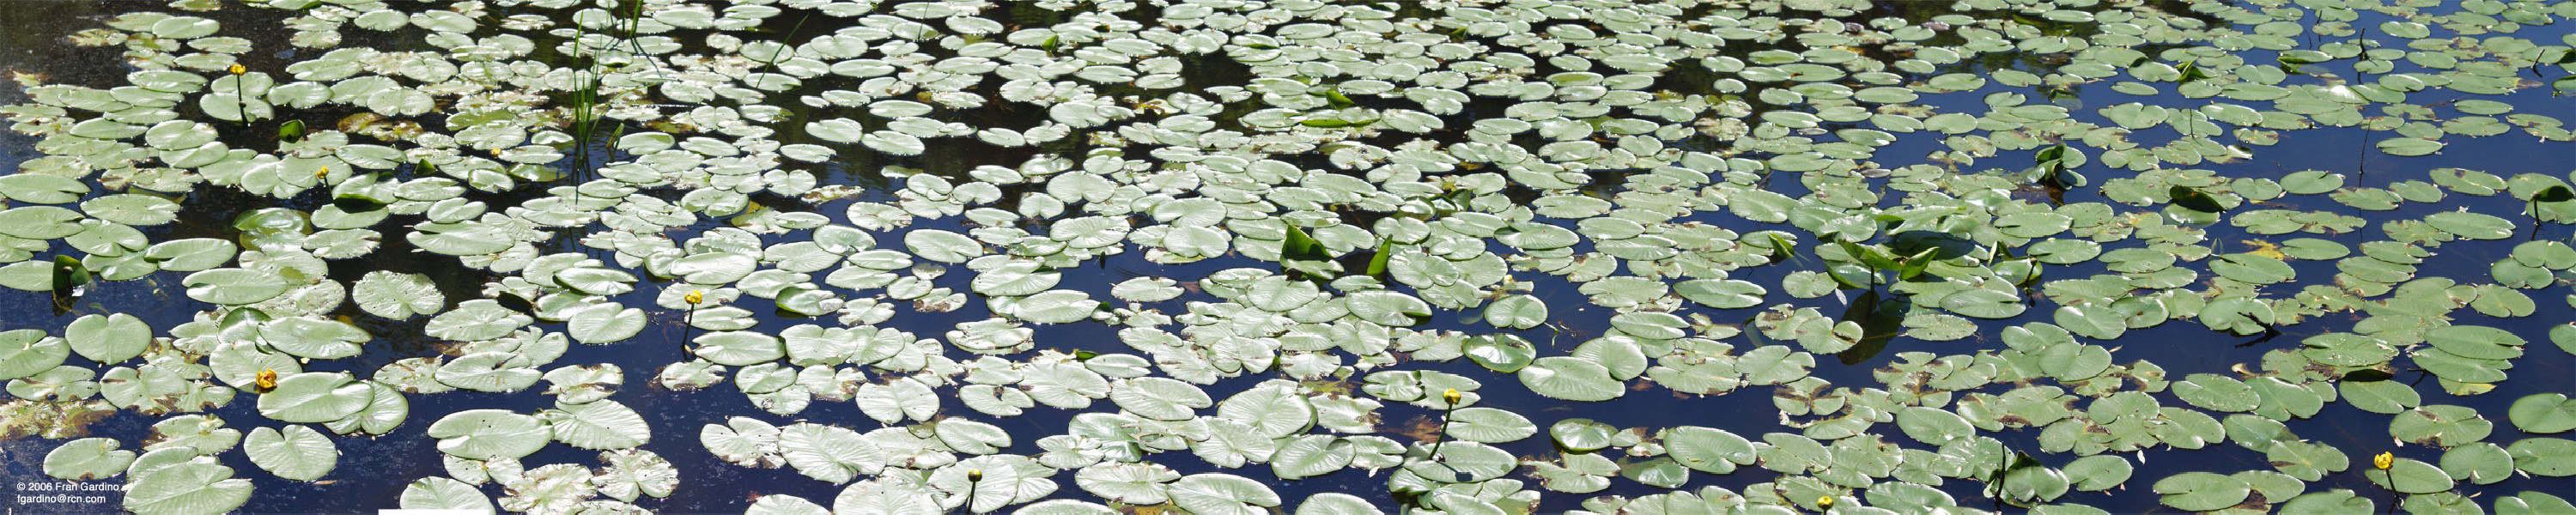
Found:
243,425 -> 338,482
1675,279 -> 1767,309
43,438 -> 136,481
2440,443 -> 2515,485
2152,471 -> 2249,511
182,268 -> 292,305
2499,492 -> 2576,515
256,372 -> 374,423
2366,457 -> 2456,494
1664,426 -> 1757,474
1400,440 -> 1515,483
2278,490 -> 2375,513
0,330 -> 65,381
2509,393 -> 2576,434
2507,438 -> 2576,476
2378,137 -> 2445,156
1444,407 -> 1536,443
1462,335 -> 1536,373
2063,454 -> 2133,491
398,476 -> 492,512
542,400 -> 650,450
2392,405 -> 2494,447
427,409 -> 550,461
1270,435 -> 1353,480
64,313 -> 149,364
1518,356 -> 1624,402
124,457 -> 252,515
1169,473 -> 1280,515
1552,419 -> 1619,453
1483,294 -> 1549,330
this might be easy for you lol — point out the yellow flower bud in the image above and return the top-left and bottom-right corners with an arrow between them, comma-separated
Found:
228,64 -> 246,75
1817,496 -> 1833,509
1442,388 -> 1461,405
684,290 -> 705,305
315,166 -> 330,179
254,369 -> 278,391
966,469 -> 983,482
2373,451 -> 2394,470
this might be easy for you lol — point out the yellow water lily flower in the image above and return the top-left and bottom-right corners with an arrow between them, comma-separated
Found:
684,289 -> 705,305
2373,451 -> 2394,470
254,369 -> 278,391
966,469 -> 983,482
1818,496 -> 1833,509
228,64 -> 246,75
1442,388 -> 1461,406
314,166 -> 330,179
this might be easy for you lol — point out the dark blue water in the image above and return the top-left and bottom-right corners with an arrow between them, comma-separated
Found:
1,1 -> 2572,513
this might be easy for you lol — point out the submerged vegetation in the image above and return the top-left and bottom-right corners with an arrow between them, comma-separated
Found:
0,0 -> 2573,512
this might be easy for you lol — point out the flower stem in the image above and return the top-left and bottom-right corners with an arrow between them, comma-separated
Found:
679,303 -> 697,360
1428,411 -> 1452,458
2372,451 -> 2398,515
2381,467 -> 2395,515
1427,389 -> 1461,462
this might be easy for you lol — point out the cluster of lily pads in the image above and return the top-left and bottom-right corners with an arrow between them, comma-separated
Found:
2,0 -> 2573,512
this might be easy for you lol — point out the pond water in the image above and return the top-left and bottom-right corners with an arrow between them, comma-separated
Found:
2,0 -> 2573,513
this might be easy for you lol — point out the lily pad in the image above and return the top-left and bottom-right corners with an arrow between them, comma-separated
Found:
43,438 -> 136,481
1518,356 -> 1624,402
427,409 -> 550,461
1169,473 -> 1280,515
2152,471 -> 2249,511
1444,407 -> 1537,443
243,425 -> 338,481
2509,393 -> 2576,434
256,372 -> 374,423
